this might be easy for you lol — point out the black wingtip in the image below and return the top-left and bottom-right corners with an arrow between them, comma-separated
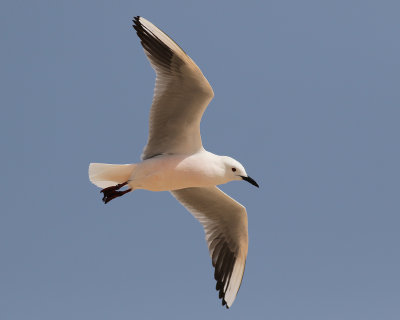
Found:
222,299 -> 229,309
132,16 -> 140,30
131,15 -> 177,71
212,244 -> 237,309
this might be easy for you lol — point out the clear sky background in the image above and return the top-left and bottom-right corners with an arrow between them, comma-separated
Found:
2,1 -> 400,319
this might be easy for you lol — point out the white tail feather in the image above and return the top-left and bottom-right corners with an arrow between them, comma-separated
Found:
88,163 -> 136,188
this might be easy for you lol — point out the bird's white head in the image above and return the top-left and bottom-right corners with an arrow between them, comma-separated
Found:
221,156 -> 259,187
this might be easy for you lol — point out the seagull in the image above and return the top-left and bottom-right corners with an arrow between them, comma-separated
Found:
89,16 -> 259,308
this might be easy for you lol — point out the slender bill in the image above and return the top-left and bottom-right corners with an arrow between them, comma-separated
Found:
241,175 -> 259,188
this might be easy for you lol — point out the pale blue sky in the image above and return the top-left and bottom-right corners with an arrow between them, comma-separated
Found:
2,1 -> 400,319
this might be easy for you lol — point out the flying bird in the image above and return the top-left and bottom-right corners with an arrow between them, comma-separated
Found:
89,16 -> 258,308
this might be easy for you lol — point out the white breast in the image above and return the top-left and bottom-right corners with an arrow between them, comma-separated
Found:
128,152 -> 226,191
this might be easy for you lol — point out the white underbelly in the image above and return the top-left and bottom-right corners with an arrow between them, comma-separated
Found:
130,171 -> 210,191
127,154 -> 225,191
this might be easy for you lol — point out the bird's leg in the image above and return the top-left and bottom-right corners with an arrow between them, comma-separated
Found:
100,182 -> 132,204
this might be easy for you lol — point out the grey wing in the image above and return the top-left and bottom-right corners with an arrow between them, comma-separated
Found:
133,17 -> 214,160
171,186 -> 248,308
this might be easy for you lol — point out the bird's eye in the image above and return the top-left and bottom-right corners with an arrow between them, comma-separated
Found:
232,168 -> 237,172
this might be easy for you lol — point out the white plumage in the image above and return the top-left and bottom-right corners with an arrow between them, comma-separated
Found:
88,16 -> 258,308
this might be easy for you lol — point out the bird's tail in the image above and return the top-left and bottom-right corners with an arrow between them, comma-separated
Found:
88,163 -> 136,189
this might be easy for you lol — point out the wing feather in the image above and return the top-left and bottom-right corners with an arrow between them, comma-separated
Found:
133,17 -> 214,159
171,186 -> 248,308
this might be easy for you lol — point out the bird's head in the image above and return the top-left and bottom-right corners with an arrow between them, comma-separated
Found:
222,156 -> 259,188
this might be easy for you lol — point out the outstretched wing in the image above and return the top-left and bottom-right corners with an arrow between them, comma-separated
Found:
133,17 -> 214,160
171,186 -> 248,308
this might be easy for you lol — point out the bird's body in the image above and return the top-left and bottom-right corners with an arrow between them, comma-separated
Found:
128,152 -> 232,191
89,16 -> 258,308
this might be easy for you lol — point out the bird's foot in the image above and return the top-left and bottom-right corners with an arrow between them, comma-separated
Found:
100,182 -> 131,204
